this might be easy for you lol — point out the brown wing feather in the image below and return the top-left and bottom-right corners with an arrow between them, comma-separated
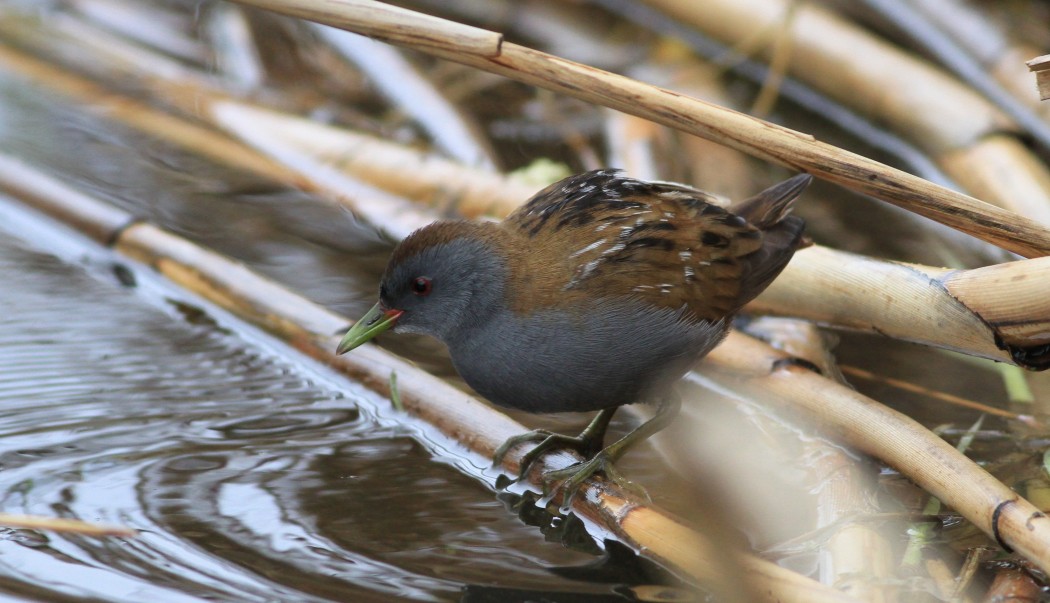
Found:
502,170 -> 808,321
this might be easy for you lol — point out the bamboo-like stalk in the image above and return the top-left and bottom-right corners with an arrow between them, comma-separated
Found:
603,109 -> 670,183
594,0 -> 959,188
247,0 -> 503,58
622,59 -> 759,198
941,134 -> 1050,226
983,567 -> 1043,602
642,0 -> 1050,227
69,0 -> 207,63
0,154 -> 853,603
942,258 -> 1050,353
900,0 -> 1050,121
601,77 -> 885,594
7,116 -> 1050,591
0,157 -> 135,243
642,0 -> 999,152
0,41 -> 436,240
204,4 -> 265,88
855,0 -> 1050,153
208,101 -> 538,218
25,10 -> 210,84
225,0 -> 1050,259
840,365 -> 1029,421
0,42 -> 301,184
0,513 -> 136,537
925,553 -> 973,602
697,330 -> 1050,575
0,14 -> 534,223
1028,54 -> 1050,101
309,22 -> 498,168
748,245 -> 1050,369
745,318 -> 895,602
9,4 -> 1050,260
954,547 -> 989,601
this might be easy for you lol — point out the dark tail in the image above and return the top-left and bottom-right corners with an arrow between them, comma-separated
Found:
729,173 -> 812,228
729,174 -> 811,309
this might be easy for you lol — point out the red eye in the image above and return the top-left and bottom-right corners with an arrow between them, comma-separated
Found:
411,276 -> 432,296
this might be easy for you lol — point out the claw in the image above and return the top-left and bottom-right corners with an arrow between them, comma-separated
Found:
543,452 -> 649,509
492,429 -> 555,469
517,434 -> 561,479
492,429 -> 596,481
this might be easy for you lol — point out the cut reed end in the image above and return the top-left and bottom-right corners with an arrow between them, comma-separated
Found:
1026,54 -> 1050,100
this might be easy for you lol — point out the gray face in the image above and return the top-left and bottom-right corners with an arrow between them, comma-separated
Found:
379,238 -> 506,343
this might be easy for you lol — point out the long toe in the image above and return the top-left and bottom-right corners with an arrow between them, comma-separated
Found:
492,429 -> 556,468
544,453 -> 650,510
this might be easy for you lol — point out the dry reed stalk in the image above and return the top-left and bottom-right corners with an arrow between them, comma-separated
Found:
204,4 -> 266,88
207,101 -> 538,218
250,0 -> 503,57
1029,54 -> 1050,101
983,567 -> 1043,602
0,513 -> 136,537
941,134 -> 1050,226
924,554 -> 972,602
627,59 -> 760,198
839,365 -> 1028,421
0,15 -> 471,232
0,10 -> 209,85
10,1 -> 1050,592
603,110 -> 669,183
0,41 -> 437,239
857,0 -> 1050,154
601,80 -> 876,596
899,0 -> 1049,121
942,258 -> 1050,358
309,22 -> 498,168
0,154 -> 853,603
818,461 -> 896,601
226,0 -> 1050,258
643,0 -> 1009,152
748,245 -> 1050,369
0,156 -> 134,243
0,43 -> 299,183
746,318 -> 895,602
999,46 -> 1050,106
643,0 -> 1050,225
698,331 -> 1050,574
68,0 -> 206,63
0,11 -> 526,224
956,547 -> 993,601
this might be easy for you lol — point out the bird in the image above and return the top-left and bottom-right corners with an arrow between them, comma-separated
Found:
337,169 -> 811,504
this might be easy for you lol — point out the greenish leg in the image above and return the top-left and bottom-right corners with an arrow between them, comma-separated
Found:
492,407 -> 618,480
544,394 -> 682,508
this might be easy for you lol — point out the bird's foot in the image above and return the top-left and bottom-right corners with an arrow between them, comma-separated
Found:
493,408 -> 617,481
492,429 -> 605,481
542,452 -> 650,509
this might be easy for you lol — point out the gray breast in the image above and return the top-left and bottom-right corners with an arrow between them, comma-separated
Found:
446,300 -> 727,414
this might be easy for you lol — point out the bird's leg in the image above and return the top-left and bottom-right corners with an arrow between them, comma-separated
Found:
544,394 -> 682,508
492,407 -> 618,480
